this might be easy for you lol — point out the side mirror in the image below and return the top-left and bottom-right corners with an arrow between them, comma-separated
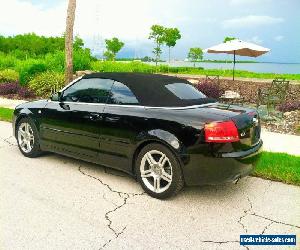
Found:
51,92 -> 61,102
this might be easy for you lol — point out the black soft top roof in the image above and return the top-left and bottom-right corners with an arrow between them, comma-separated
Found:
83,72 -> 215,107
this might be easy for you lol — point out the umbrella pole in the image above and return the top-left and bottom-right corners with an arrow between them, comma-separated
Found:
233,50 -> 236,81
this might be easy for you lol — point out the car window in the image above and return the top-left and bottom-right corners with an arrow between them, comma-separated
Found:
165,82 -> 206,100
107,81 -> 139,105
61,78 -> 114,103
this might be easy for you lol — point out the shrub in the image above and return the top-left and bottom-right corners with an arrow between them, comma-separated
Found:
44,49 -> 94,73
277,101 -> 300,112
0,52 -> 18,70
0,69 -> 19,83
17,87 -> 36,99
28,71 -> 65,98
195,82 -> 224,99
73,49 -> 94,71
0,82 -> 20,95
44,51 -> 65,72
0,82 -> 35,99
18,61 -> 47,85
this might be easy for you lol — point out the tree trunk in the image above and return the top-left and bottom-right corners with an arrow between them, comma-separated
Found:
168,46 -> 171,64
65,0 -> 76,84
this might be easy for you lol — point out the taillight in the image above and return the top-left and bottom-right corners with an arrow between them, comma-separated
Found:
204,120 -> 239,143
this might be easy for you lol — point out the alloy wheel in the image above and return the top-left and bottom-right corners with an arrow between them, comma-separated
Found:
18,122 -> 34,153
140,150 -> 173,193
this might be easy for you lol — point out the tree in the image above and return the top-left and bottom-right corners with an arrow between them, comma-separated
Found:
164,28 -> 181,63
73,36 -> 84,50
104,37 -> 124,61
65,0 -> 76,84
187,48 -> 203,67
223,37 -> 237,43
148,25 -> 165,68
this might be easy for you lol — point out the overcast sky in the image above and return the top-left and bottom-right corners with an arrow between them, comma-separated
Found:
1,0 -> 299,62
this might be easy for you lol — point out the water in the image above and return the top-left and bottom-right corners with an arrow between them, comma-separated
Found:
147,61 -> 300,74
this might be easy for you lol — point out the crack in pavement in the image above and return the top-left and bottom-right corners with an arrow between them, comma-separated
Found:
205,197 -> 252,250
261,221 -> 273,235
239,196 -> 299,236
202,240 -> 239,244
238,197 -> 253,233
1,135 -> 17,147
215,194 -> 299,249
250,213 -> 300,229
78,165 -> 145,249
201,240 -> 249,250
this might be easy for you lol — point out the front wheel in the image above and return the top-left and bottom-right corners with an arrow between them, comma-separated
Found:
16,117 -> 42,158
136,143 -> 184,199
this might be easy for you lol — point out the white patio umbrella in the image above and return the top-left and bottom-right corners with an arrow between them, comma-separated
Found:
204,39 -> 270,80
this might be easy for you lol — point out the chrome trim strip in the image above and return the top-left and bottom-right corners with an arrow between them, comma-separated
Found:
60,76 -> 83,92
47,100 -> 217,110
145,103 -> 217,110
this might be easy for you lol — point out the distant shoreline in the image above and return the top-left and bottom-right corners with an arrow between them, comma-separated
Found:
115,59 -> 300,64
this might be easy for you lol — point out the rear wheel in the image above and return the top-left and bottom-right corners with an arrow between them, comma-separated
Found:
136,143 -> 184,199
16,117 -> 42,158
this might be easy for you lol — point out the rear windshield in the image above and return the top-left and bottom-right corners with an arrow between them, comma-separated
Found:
165,82 -> 206,100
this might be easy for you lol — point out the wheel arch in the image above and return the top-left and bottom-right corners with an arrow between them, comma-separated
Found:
131,138 -> 185,180
14,110 -> 39,138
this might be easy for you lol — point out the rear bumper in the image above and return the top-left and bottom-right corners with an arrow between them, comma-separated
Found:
182,140 -> 263,186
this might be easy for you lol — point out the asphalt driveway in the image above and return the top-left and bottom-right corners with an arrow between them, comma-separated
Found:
0,121 -> 299,250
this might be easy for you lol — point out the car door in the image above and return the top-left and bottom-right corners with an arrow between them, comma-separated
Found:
99,80 -> 148,173
40,77 -> 114,162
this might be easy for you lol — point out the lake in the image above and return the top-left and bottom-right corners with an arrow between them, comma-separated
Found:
147,61 -> 300,74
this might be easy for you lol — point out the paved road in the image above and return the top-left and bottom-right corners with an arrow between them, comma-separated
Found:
261,129 -> 300,155
0,121 -> 299,250
0,97 -> 26,109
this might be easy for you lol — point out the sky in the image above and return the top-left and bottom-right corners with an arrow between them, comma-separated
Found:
1,0 -> 299,63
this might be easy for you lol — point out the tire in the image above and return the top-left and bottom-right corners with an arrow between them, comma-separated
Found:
16,117 -> 42,158
136,143 -> 184,199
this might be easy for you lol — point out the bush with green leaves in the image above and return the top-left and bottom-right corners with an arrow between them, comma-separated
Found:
74,49 -> 94,71
16,59 -> 47,85
0,52 -> 18,70
28,71 -> 65,98
0,69 -> 19,83
44,49 -> 94,73
44,51 -> 65,72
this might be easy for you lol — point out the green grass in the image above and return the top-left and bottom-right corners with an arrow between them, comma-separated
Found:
90,61 -> 300,81
196,59 -> 257,63
253,152 -> 300,185
0,107 -> 14,122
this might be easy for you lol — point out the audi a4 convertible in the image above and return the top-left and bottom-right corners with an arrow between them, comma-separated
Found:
13,73 -> 262,199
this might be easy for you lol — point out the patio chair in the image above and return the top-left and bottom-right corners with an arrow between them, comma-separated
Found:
257,78 -> 290,113
204,74 -> 220,85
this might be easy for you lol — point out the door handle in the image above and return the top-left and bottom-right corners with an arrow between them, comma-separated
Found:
89,113 -> 102,121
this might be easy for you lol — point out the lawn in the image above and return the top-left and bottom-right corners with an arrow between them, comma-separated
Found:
253,152 -> 300,186
90,61 -> 300,81
0,107 -> 14,122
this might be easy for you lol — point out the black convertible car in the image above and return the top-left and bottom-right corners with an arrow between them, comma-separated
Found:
13,73 -> 262,199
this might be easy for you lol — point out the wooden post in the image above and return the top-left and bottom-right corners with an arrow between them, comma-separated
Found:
65,0 -> 76,85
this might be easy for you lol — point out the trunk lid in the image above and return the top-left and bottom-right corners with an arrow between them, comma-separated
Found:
199,103 -> 261,148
